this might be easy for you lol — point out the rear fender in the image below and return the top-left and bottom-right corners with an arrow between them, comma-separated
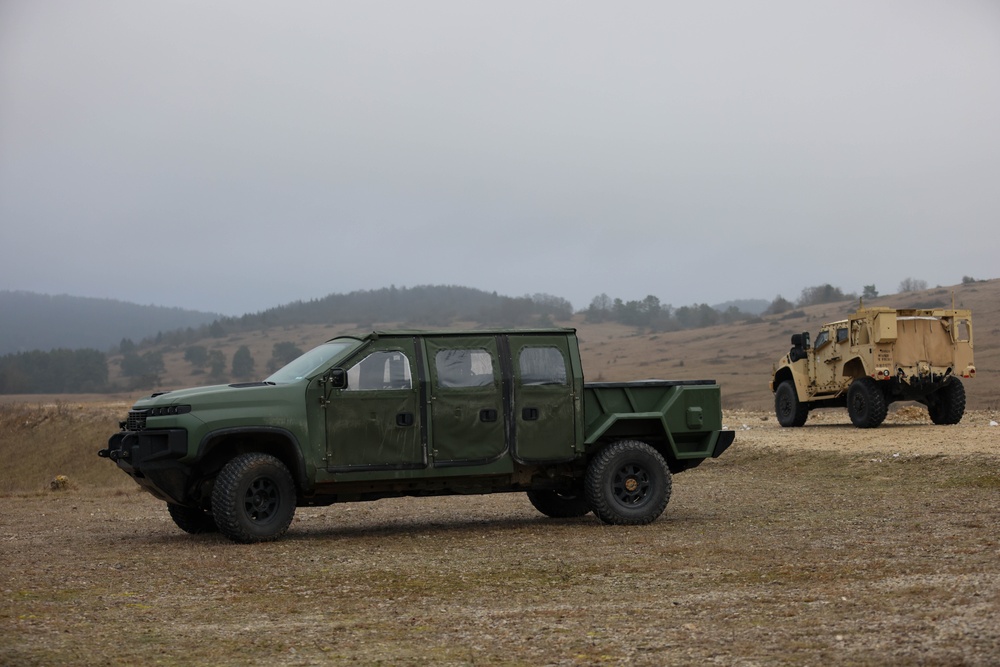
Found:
842,357 -> 867,382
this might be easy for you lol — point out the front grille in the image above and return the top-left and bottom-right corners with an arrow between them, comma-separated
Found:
126,410 -> 148,431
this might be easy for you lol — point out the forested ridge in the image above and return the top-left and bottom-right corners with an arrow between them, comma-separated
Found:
0,278 -> 977,394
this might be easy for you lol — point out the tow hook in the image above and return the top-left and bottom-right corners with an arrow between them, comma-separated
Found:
98,448 -> 126,461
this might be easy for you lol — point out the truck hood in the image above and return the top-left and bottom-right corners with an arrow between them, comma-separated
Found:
133,382 -> 295,410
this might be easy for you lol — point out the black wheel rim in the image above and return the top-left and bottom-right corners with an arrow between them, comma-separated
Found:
243,476 -> 280,522
612,463 -> 650,506
778,394 -> 791,417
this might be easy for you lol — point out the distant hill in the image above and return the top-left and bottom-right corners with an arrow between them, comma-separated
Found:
5,280 -> 996,411
0,291 -> 221,355
92,278 -> 998,411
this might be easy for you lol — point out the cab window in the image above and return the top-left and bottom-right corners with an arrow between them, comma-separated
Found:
957,319 -> 971,342
814,330 -> 831,349
836,327 -> 849,343
518,347 -> 567,386
345,351 -> 412,391
435,349 -> 495,388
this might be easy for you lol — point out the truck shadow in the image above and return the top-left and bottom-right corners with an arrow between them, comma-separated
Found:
799,422 -> 934,429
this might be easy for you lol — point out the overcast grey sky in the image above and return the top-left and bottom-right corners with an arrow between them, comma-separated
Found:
2,1 -> 998,316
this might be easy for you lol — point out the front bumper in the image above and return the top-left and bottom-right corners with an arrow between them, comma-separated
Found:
99,429 -> 191,504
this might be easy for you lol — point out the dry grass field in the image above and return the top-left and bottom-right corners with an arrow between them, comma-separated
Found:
2,279 -> 997,665
2,403 -> 999,666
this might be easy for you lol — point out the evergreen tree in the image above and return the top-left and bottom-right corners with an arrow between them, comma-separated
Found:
232,346 -> 255,379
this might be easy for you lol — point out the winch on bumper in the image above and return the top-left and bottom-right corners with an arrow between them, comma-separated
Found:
99,425 -> 191,504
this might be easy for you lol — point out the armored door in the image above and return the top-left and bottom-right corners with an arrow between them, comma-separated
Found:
425,336 -> 506,466
508,334 -> 580,463
325,338 -> 424,471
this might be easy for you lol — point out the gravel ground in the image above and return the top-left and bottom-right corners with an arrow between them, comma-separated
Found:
2,409 -> 999,666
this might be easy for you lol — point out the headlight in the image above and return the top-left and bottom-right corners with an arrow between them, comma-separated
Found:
148,405 -> 192,417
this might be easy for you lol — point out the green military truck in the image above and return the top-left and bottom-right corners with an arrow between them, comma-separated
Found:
100,329 -> 734,543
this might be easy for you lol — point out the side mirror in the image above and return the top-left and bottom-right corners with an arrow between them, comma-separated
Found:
789,332 -> 811,362
326,368 -> 347,389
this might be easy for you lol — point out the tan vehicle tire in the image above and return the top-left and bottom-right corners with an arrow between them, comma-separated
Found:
847,377 -> 887,428
775,381 -> 808,427
928,377 -> 966,425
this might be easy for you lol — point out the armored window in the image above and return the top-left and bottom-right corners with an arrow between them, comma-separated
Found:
345,351 -> 412,391
957,319 -> 971,342
814,330 -> 830,349
836,328 -> 849,344
518,347 -> 567,386
851,321 -> 870,345
435,349 -> 495,388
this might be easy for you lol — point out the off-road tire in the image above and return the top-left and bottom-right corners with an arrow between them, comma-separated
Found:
847,377 -> 887,428
585,440 -> 672,525
775,380 -> 809,427
928,377 -> 966,425
167,503 -> 218,534
212,453 -> 296,544
526,489 -> 591,518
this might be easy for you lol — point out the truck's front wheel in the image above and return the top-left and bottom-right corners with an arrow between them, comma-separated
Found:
585,440 -> 672,525
526,489 -> 591,518
847,377 -> 887,428
167,503 -> 218,534
928,377 -> 966,425
775,381 -> 808,427
212,453 -> 296,544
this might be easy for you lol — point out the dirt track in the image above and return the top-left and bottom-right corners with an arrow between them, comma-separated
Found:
3,409 -> 999,666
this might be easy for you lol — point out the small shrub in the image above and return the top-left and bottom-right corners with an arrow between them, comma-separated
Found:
49,475 -> 71,491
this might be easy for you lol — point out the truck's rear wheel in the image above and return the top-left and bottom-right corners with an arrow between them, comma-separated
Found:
585,440 -> 671,525
847,377 -> 887,428
775,381 -> 808,427
928,377 -> 966,425
212,453 -> 296,544
526,489 -> 591,518
167,503 -> 218,534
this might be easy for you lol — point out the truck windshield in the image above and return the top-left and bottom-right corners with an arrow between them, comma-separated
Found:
266,341 -> 359,384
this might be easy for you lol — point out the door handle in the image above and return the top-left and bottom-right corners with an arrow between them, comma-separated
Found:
522,407 -> 539,421
396,412 -> 415,427
479,408 -> 498,423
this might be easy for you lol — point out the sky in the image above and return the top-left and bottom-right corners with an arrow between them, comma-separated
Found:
1,1 -> 999,317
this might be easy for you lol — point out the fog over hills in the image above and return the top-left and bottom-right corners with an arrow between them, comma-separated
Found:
0,291 -> 221,356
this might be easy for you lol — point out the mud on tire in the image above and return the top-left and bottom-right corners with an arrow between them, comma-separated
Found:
585,440 -> 672,525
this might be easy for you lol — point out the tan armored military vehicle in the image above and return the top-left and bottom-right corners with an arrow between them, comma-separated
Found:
771,307 -> 975,428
